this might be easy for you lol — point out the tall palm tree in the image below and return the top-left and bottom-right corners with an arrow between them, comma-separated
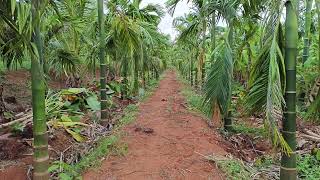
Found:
280,1 -> 298,179
302,0 -> 313,65
168,0 -> 209,87
97,0 -> 108,122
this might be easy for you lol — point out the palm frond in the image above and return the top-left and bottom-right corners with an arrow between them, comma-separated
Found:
202,38 -> 233,117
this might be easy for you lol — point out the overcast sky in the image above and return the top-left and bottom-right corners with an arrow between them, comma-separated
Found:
141,0 -> 191,39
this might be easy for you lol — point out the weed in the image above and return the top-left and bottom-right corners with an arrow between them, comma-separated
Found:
206,155 -> 252,180
115,104 -> 139,128
51,73 -> 162,178
232,122 -> 266,137
297,154 -> 320,179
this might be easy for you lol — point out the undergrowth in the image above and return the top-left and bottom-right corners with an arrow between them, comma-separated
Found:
214,158 -> 252,180
49,75 -> 162,179
177,76 -> 211,117
297,153 -> 320,179
231,122 -> 266,137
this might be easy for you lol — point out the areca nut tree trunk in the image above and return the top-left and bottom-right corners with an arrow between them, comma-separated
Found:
317,0 -> 320,71
200,17 -> 207,86
31,0 -> 49,179
211,12 -> 216,66
302,0 -> 313,65
280,1 -> 298,179
98,0 -> 108,122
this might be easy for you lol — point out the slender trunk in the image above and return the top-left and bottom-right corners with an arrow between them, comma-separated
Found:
228,22 -> 234,48
302,0 -> 313,65
122,57 -> 128,99
317,0 -> 320,71
223,21 -> 234,130
200,17 -> 207,87
142,65 -> 146,89
224,111 -> 232,131
154,67 -> 159,80
98,0 -> 108,121
133,54 -> 139,95
31,1 -> 49,179
211,12 -> 216,65
280,1 -> 298,179
246,43 -> 252,88
189,55 -> 192,85
195,68 -> 198,88
35,27 -> 47,74
0,84 -> 5,118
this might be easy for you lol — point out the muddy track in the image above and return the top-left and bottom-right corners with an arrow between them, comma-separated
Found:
83,71 -> 226,180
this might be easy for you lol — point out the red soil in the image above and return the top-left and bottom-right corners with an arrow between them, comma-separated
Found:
83,71 -> 226,180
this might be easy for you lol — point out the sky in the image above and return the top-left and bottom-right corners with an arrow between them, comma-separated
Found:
141,0 -> 191,39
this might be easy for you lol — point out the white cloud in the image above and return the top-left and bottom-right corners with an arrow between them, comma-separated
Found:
141,0 -> 191,39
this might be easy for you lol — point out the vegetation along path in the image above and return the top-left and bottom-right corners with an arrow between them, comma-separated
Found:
84,71 -> 226,180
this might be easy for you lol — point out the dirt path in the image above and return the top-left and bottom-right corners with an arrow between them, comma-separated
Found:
83,71 -> 226,180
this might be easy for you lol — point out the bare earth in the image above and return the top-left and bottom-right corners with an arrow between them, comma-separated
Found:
83,71 -> 226,180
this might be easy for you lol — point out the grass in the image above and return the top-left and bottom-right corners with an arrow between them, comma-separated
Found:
205,154 -> 253,180
297,153 -> 320,180
177,75 -> 211,117
231,122 -> 266,137
0,59 -> 31,72
49,74 -> 163,179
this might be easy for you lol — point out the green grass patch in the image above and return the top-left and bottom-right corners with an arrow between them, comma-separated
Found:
0,59 -> 31,72
297,153 -> 320,179
205,155 -> 252,180
115,104 -> 139,129
232,122 -> 266,137
217,159 -> 252,180
178,77 -> 211,117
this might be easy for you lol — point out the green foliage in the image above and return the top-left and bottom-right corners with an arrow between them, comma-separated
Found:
203,40 -> 233,117
10,122 -> 25,135
232,122 -> 266,137
73,135 -> 118,173
219,160 -> 252,180
116,104 -> 139,128
179,78 -> 210,116
49,75 -> 161,178
49,135 -> 118,178
297,153 -> 320,179
206,155 -> 252,180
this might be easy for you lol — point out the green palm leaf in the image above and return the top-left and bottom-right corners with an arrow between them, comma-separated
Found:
203,39 -> 233,117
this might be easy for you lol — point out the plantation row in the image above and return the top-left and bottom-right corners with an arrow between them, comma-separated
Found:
171,0 -> 319,179
0,0 -> 320,180
0,0 -> 170,179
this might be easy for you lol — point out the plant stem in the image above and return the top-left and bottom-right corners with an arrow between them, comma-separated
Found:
281,1 -> 298,179
302,0 -> 313,65
98,0 -> 108,121
31,1 -> 49,179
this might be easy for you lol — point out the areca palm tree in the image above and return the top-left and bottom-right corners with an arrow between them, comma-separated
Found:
168,0 -> 209,87
97,0 -> 108,122
302,0 -> 313,65
104,0 -> 165,98
0,1 -> 49,179
280,1 -> 298,179
31,1 -> 49,178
